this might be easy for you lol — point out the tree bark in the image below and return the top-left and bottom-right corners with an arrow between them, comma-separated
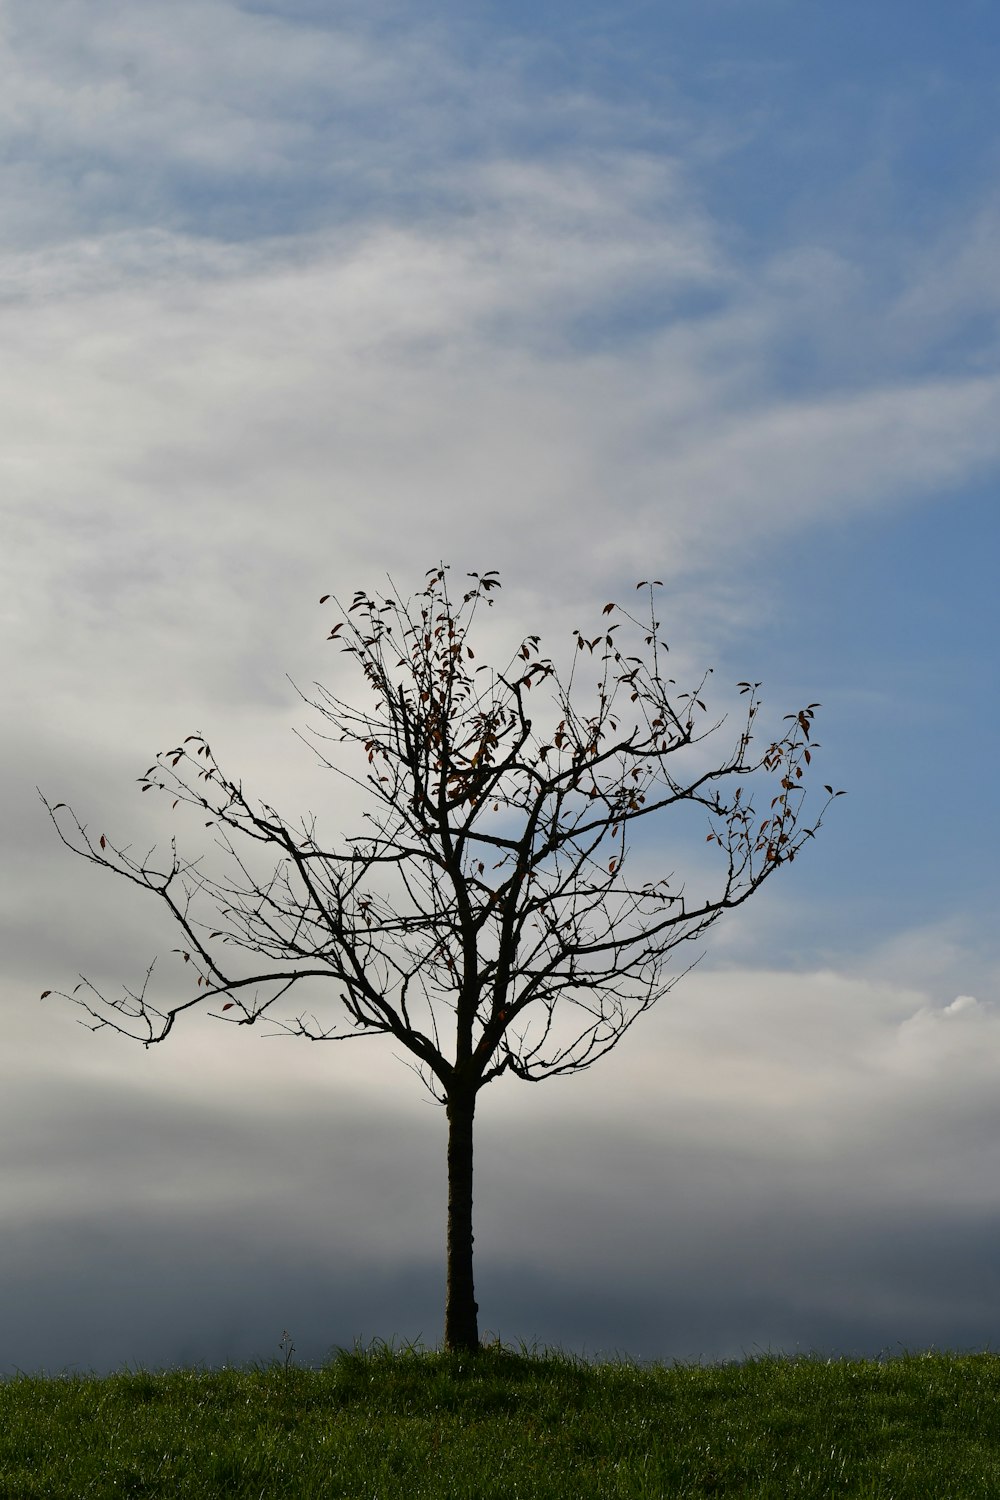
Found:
444,1084 -> 479,1351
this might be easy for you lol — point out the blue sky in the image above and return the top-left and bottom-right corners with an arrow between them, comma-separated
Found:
2,0 -> 1000,1372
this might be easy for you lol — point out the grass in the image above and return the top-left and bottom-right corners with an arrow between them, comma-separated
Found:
2,1341 -> 1000,1497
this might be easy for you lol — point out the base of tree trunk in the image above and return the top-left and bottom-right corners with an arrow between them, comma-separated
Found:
444,1087 -> 479,1351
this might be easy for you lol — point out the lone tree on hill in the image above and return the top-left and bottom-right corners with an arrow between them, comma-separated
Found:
41,566 -> 841,1353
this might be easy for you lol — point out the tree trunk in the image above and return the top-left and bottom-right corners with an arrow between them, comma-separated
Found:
444,1084 -> 479,1352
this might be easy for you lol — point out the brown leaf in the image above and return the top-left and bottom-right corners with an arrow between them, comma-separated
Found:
319,594 -> 330,603
40,990 -> 51,999
99,834 -> 106,850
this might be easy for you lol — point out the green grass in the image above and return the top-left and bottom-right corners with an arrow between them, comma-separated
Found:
2,1342 -> 1000,1498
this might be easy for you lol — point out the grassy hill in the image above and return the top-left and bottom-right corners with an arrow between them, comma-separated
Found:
2,1341 -> 999,1497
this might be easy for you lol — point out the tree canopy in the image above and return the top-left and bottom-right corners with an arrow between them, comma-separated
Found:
41,566 -> 841,1350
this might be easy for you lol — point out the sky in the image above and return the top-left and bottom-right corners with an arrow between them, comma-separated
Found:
2,0 -> 1000,1374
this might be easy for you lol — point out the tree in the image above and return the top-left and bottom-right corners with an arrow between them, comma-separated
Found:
40,566 -> 841,1353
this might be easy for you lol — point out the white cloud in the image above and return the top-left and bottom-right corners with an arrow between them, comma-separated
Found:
5,195 -> 999,737
0,1 -> 434,190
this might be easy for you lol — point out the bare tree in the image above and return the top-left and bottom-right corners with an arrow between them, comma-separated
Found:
40,566 -> 841,1353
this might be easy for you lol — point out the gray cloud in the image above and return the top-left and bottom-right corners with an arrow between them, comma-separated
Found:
5,963 -> 1000,1371
10,1205 -> 1000,1377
